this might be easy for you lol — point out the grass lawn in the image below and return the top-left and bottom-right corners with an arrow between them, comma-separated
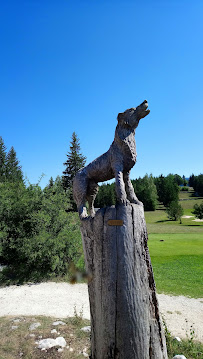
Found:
145,189 -> 203,298
148,234 -> 203,298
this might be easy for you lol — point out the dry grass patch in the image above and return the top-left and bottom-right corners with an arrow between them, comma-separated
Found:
0,315 -> 90,359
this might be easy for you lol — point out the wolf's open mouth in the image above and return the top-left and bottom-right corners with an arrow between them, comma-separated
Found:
143,100 -> 150,114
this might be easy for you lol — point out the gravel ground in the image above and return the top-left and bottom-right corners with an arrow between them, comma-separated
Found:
0,282 -> 202,342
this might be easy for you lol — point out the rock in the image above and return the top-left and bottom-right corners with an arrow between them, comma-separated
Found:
29,322 -> 41,331
58,348 -> 63,353
37,336 -> 66,350
83,352 -> 89,357
11,325 -> 18,330
172,355 -> 187,359
80,326 -> 91,332
52,320 -> 66,326
13,318 -> 21,323
51,329 -> 58,334
55,337 -> 66,347
173,336 -> 182,342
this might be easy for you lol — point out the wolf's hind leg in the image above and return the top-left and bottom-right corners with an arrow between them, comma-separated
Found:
87,180 -> 99,217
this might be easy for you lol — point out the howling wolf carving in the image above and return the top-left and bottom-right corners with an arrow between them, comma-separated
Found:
73,100 -> 150,219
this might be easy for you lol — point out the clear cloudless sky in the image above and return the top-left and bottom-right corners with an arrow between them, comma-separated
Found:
0,0 -> 202,188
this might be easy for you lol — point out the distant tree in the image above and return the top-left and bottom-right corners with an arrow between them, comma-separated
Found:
5,146 -> 23,183
0,136 -> 7,182
63,132 -> 86,211
94,183 -> 116,208
188,174 -> 196,188
154,174 -> 165,203
174,174 -> 184,186
132,174 -> 158,211
195,174 -> 203,196
154,174 -> 179,207
182,175 -> 187,186
166,200 -> 183,222
48,176 -> 54,188
192,202 -> 203,219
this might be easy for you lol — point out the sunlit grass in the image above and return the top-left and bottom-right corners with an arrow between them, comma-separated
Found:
148,234 -> 203,298
145,191 -> 203,298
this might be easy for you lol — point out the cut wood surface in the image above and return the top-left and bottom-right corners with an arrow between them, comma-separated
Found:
80,203 -> 168,359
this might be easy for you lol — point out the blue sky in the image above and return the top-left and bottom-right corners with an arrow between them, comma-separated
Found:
0,0 -> 202,188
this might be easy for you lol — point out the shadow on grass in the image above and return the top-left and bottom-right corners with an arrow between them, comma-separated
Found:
187,224 -> 201,227
156,219 -> 172,223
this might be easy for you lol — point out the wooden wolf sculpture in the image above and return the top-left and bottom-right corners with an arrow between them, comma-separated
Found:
73,100 -> 150,219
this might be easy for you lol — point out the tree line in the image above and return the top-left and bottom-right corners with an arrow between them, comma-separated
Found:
0,133 -> 202,282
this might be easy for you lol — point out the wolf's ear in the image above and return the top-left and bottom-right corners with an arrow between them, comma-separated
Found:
117,112 -> 125,122
117,112 -> 130,126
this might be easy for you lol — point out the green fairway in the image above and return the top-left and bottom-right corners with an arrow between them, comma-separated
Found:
145,192 -> 203,298
148,234 -> 203,298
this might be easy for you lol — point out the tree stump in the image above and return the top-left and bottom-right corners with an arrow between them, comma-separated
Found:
80,203 -> 168,359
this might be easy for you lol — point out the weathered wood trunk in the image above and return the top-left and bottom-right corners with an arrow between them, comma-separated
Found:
80,203 -> 168,359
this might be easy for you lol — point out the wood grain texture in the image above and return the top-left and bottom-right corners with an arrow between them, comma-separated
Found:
80,203 -> 168,359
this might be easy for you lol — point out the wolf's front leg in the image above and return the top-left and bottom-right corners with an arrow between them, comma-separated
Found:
123,171 -> 143,206
114,169 -> 129,205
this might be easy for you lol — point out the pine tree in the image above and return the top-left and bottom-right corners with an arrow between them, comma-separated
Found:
6,146 -> 24,183
0,136 -> 7,182
63,132 -> 86,210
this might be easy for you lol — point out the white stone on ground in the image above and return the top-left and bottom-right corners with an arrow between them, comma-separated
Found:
173,336 -> 182,342
29,322 -> 41,331
11,325 -> 18,330
37,336 -> 66,350
172,355 -> 187,359
51,329 -> 58,334
52,320 -> 66,326
82,352 -> 89,357
81,326 -> 91,332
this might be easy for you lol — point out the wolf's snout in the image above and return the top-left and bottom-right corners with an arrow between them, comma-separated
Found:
142,99 -> 148,107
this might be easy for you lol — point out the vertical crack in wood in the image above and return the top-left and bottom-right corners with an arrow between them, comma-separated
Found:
114,205 -> 118,358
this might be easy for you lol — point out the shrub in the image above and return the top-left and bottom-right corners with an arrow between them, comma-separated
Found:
0,178 -> 84,283
166,200 -> 184,221
192,202 -> 203,219
180,186 -> 189,191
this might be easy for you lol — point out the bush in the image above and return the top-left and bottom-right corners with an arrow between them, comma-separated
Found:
166,200 -> 184,221
192,202 -> 203,219
180,186 -> 189,191
0,178 -> 84,283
